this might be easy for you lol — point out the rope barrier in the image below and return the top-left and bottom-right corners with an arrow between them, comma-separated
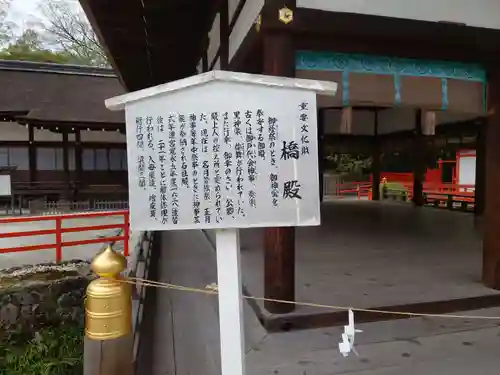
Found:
120,276 -> 500,321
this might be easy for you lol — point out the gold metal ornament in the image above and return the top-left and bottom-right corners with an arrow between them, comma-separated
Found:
255,14 -> 262,32
279,6 -> 293,24
85,245 -> 132,340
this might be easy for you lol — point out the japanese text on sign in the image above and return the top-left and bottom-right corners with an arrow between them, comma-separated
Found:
127,88 -> 320,230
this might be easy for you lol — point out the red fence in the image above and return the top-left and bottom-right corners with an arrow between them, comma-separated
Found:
330,179 -> 475,202
336,181 -> 372,200
0,210 -> 130,263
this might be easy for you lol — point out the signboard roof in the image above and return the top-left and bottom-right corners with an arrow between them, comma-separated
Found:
105,70 -> 338,111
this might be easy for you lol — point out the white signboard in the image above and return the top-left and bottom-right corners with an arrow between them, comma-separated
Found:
107,71 -> 337,375
0,175 -> 11,196
108,72 -> 337,231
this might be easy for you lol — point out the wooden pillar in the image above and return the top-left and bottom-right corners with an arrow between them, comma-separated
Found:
262,30 -> 296,314
62,131 -> 70,198
202,51 -> 209,72
219,0 -> 229,70
75,130 -> 83,194
28,124 -> 36,183
412,109 -> 425,206
483,72 -> 500,288
318,108 -> 325,203
84,336 -> 134,375
372,110 -> 381,201
475,120 -> 486,217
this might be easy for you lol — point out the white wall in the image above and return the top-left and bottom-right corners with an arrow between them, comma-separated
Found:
0,121 -> 126,171
80,129 -> 125,143
457,150 -> 476,188
0,121 -> 125,143
297,0 -> 500,30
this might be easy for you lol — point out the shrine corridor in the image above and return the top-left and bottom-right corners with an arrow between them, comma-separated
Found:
136,201 -> 500,375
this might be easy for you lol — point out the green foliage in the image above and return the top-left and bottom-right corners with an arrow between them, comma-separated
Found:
381,181 -> 409,199
39,0 -> 109,67
324,150 -> 372,176
0,29 -> 76,64
384,182 -> 407,192
0,324 -> 83,375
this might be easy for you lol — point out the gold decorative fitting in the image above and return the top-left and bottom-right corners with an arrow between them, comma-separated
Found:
279,6 -> 293,24
255,14 -> 262,32
91,245 -> 127,278
85,245 -> 131,341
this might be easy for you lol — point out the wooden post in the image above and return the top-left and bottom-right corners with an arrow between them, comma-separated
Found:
84,336 -> 134,375
84,246 -> 134,375
318,108 -> 324,203
202,51 -> 209,73
412,109 -> 425,206
62,131 -> 70,198
75,129 -> 82,195
28,124 -> 36,183
372,110 -> 381,201
483,71 -> 500,289
475,120 -> 486,217
262,30 -> 296,314
264,225 -> 295,313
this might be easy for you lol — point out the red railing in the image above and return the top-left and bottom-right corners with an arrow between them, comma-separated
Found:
0,210 -> 130,262
336,182 -> 372,200
332,180 -> 475,202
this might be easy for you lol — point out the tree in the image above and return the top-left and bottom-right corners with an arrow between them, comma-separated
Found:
0,28 -> 75,64
0,0 -> 13,45
39,0 -> 108,67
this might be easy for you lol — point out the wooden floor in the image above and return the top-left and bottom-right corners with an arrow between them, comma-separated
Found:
136,214 -> 500,375
235,200 -> 499,328
137,230 -> 266,375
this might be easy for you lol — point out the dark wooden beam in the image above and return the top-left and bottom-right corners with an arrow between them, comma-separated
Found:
62,131 -> 70,198
372,110 -> 381,201
28,124 -> 36,182
318,108 -> 325,203
202,50 -> 209,72
262,25 -> 296,314
475,120 -> 486,218
79,0 -> 133,90
412,109 -> 425,207
75,130 -> 83,192
483,70 -> 500,289
81,0 -> 221,90
293,8 -> 500,62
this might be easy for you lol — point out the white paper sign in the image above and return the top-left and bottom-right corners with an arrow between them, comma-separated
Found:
119,76 -> 326,231
0,175 -> 12,196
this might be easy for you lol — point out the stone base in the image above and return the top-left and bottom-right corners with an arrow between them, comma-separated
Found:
0,260 -> 94,340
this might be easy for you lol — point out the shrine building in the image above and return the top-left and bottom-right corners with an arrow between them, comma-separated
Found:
0,59 -> 127,205
80,0 -> 500,315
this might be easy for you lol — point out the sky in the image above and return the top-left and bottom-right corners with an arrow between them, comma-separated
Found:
10,0 -> 41,18
7,0 -> 43,27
